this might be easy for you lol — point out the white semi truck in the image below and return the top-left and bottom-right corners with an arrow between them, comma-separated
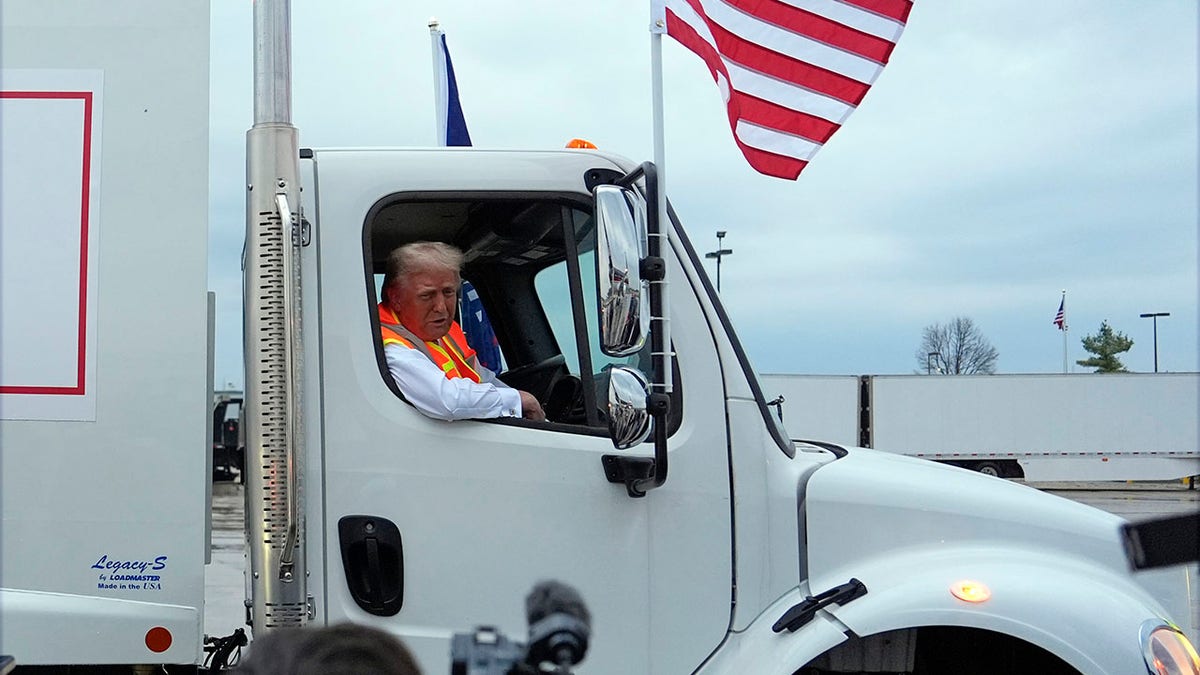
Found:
1,2 -> 1197,674
759,373 -> 1200,481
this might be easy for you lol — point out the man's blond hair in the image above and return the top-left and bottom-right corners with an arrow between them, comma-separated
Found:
382,241 -> 463,303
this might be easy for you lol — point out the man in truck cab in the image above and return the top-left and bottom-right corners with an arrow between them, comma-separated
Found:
379,241 -> 546,422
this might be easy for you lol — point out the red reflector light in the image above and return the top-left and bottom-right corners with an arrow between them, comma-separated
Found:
146,626 -> 172,653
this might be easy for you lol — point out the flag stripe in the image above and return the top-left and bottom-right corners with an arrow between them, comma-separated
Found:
842,0 -> 913,25
736,120 -> 822,161
779,0 -> 906,41
723,0 -> 899,64
737,92 -> 840,143
736,142 -> 810,179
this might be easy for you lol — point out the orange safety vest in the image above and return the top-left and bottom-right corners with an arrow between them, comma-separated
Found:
378,303 -> 483,383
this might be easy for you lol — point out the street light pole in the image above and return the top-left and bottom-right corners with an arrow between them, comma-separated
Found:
704,230 -> 733,292
1138,312 -> 1170,373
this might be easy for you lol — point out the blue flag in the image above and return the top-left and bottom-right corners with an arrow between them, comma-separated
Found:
433,26 -> 498,368
460,281 -> 501,372
433,31 -> 472,147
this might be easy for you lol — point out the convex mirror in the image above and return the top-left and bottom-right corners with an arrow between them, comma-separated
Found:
593,185 -> 650,357
606,366 -> 652,449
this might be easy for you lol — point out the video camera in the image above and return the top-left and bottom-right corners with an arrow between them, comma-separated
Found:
450,580 -> 591,675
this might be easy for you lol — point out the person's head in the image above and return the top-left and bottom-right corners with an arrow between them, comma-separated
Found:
382,241 -> 463,342
235,623 -> 422,675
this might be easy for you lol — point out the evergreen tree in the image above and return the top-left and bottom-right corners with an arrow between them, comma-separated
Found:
1076,321 -> 1133,373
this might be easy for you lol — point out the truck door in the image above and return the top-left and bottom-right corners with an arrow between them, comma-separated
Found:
308,157 -> 733,674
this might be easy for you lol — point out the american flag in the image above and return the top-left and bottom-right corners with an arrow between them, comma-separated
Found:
1053,297 -> 1066,330
656,0 -> 912,179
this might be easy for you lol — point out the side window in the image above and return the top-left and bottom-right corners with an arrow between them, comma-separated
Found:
366,195 -> 678,433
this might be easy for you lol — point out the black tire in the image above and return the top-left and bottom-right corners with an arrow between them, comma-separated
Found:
974,461 -> 1003,477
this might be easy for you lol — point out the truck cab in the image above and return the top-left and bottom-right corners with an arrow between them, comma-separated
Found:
292,146 -> 799,672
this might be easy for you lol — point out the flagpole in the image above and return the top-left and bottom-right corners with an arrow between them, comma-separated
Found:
428,18 -> 447,146
1061,289 -> 1068,374
649,6 -> 672,394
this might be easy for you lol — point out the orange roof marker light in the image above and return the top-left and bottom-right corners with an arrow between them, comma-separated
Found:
950,580 -> 992,604
565,138 -> 598,149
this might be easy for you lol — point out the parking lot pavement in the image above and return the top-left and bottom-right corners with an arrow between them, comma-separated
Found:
206,482 -> 247,641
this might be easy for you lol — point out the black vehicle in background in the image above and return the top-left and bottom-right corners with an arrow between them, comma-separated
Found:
213,392 -> 244,482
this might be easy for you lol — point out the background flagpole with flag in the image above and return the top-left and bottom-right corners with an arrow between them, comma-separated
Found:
1054,290 -> 1068,373
428,19 -> 502,371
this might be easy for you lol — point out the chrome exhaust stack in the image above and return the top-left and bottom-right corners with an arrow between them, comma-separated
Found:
243,0 -> 307,631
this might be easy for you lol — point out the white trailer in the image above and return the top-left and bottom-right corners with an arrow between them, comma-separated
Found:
2,3 -> 1197,674
759,374 -> 862,447
761,373 -> 1200,481
869,373 -> 1200,481
0,1 -> 211,666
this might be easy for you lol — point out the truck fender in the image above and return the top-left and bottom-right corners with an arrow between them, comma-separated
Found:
809,545 -> 1170,675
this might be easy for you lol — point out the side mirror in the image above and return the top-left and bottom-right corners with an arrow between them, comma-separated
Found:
595,162 -> 669,498
606,366 -> 652,450
593,185 -> 650,357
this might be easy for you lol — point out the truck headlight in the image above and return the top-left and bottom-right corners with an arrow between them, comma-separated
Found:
1141,621 -> 1200,675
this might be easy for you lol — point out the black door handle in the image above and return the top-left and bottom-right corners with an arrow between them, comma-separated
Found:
338,516 -> 404,617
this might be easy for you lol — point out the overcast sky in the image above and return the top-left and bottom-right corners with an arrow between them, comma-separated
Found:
208,2 -> 1198,389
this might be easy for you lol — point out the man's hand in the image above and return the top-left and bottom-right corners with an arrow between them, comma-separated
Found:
518,390 -> 546,421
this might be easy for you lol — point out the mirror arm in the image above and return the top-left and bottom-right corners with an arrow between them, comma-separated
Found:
629,393 -> 670,496
614,162 -> 651,189
636,162 -> 671,495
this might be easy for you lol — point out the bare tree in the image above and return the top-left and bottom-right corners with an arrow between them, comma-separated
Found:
916,317 -> 999,374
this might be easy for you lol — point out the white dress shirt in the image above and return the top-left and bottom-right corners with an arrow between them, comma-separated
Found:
384,343 -> 522,420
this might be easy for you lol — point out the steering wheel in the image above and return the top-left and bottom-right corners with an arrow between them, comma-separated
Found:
499,354 -> 567,398
543,374 -> 588,424
499,354 -> 588,424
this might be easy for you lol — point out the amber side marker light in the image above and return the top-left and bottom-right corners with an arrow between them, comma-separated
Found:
145,626 -> 172,653
950,580 -> 991,603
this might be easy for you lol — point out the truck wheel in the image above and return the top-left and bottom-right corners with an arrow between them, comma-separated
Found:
974,462 -> 1002,477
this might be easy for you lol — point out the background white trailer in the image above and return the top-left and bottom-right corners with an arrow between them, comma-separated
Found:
758,374 -> 862,447
760,373 -> 1200,481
